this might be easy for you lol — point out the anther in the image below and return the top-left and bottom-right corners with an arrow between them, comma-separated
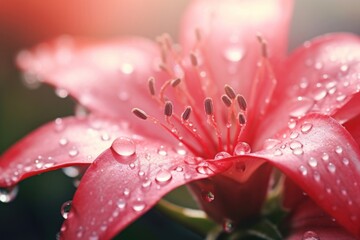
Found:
148,77 -> 156,96
256,34 -> 268,58
190,52 -> 198,67
181,106 -> 192,121
195,28 -> 202,42
224,84 -> 236,99
204,98 -> 214,115
171,78 -> 181,87
221,95 -> 232,107
238,113 -> 246,125
132,108 -> 148,120
236,94 -> 247,111
164,101 -> 173,117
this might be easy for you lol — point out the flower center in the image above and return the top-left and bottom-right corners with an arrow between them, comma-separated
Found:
130,32 -> 259,159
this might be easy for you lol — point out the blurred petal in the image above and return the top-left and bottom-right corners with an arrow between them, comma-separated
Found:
285,199 -> 356,240
180,0 -> 293,99
60,137 -> 230,239
344,113 -> 360,146
0,115 -> 129,187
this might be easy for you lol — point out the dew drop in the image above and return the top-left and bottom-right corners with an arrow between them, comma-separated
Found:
111,137 -> 136,157
289,97 -> 314,118
313,171 -> 321,182
61,200 -> 72,219
322,152 -> 329,161
175,166 -> 183,172
176,143 -> 187,156
214,151 -> 231,160
293,148 -> 304,156
273,149 -> 283,156
288,118 -> 297,129
234,142 -> 251,155
68,147 -> 79,157
196,165 -> 213,175
335,146 -> 343,155
123,188 -> 130,197
59,138 -> 69,146
202,191 -> 215,203
263,139 -> 281,150
302,230 -> 320,240
62,166 -> 80,178
313,88 -> 327,101
0,186 -> 18,203
336,94 -> 347,102
55,88 -> 69,98
54,118 -> 65,132
298,165 -> 308,176
289,141 -> 303,150
155,169 -> 172,185
141,179 -> 152,189
101,133 -> 111,141
290,131 -> 299,139
157,146 -> 168,156
308,157 -> 318,167
223,47 -> 244,62
342,157 -> 350,166
117,198 -> 126,210
132,199 -> 146,212
301,122 -> 313,134
327,162 -> 336,173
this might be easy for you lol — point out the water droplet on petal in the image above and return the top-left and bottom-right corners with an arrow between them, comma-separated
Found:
290,141 -> 303,150
302,230 -> 320,240
214,151 -> 231,160
155,169 -> 172,185
59,138 -> 69,146
132,199 -> 146,212
342,157 -> 350,166
289,97 -> 314,118
61,200 -> 72,219
223,47 -> 244,62
335,146 -> 343,155
234,142 -> 251,155
111,137 -> 136,157
299,165 -> 308,176
301,122 -> 313,134
273,149 -> 283,156
62,167 -> 80,178
313,88 -> 327,101
202,191 -> 215,203
68,147 -> 79,157
327,162 -> 336,173
322,152 -> 329,161
0,186 -> 18,203
263,139 -> 281,150
157,146 -> 168,156
55,88 -> 69,98
293,148 -> 304,156
308,157 -> 318,167
288,118 -> 297,129
313,171 -> 321,182
117,198 -> 126,210
101,133 -> 111,141
290,132 -> 299,139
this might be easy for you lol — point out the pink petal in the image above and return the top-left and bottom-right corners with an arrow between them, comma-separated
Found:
258,33 -> 360,145
344,114 -> 360,146
0,115 -> 129,187
252,114 -> 360,237
16,37 -> 170,130
180,0 -> 293,100
285,199 -> 356,240
59,138 -> 230,239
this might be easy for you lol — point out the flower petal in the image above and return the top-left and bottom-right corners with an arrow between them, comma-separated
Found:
344,113 -> 360,146
258,33 -> 360,146
252,114 -> 360,237
180,0 -> 293,99
0,115 -> 128,187
285,199 -> 356,240
59,138 -> 230,239
16,37 -> 170,127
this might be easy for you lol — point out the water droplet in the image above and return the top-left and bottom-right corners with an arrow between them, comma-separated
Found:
157,146 -> 168,156
175,166 -> 183,172
141,179 -> 152,189
196,164 -> 213,175
176,143 -> 187,156
155,169 -> 172,185
0,186 -> 18,203
117,198 -> 126,210
289,97 -> 314,118
223,47 -> 244,62
302,230 -> 320,240
214,151 -> 231,160
322,152 -> 329,161
313,88 -> 327,101
313,171 -> 321,182
54,118 -> 65,132
288,118 -> 297,129
132,199 -> 146,212
336,94 -> 347,102
234,142 -> 251,155
289,141 -> 303,150
335,146 -> 343,155
101,133 -> 110,141
340,64 -> 349,72
263,139 -> 281,150
68,147 -> 79,157
308,157 -> 318,167
273,149 -> 283,156
301,122 -> 313,134
222,219 -> 234,233
298,165 -> 308,176
290,132 -> 299,139
123,188 -> 130,197
111,137 -> 136,157
202,191 -> 215,203
121,63 -> 134,74
59,138 -> 69,146
293,148 -> 304,156
55,88 -> 69,98
62,167 -> 80,178
61,200 -> 72,219
327,162 -> 336,173
342,157 -> 350,166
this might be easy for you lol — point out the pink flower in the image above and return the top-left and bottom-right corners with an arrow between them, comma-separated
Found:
2,0 -> 360,239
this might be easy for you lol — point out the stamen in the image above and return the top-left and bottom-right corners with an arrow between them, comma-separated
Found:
256,34 -> 268,58
236,94 -> 247,111
190,52 -> 199,67
224,84 -> 236,99
181,106 -> 192,121
221,95 -> 232,107
195,28 -> 202,42
132,108 -> 148,120
238,113 -> 246,125
148,77 -> 156,96
204,98 -> 214,115
171,78 -> 181,87
164,101 -> 173,117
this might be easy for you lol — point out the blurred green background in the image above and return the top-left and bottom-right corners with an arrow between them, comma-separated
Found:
1,0 -> 360,239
